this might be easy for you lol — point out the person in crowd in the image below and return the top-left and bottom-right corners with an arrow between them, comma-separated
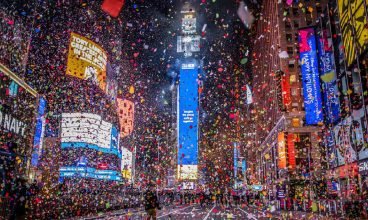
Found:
144,184 -> 160,220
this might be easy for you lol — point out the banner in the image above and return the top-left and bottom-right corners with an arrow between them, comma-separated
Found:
317,30 -> 340,124
66,33 -> 107,91
287,133 -> 296,170
299,28 -> 323,125
281,75 -> 291,108
31,97 -> 47,166
278,132 -> 286,169
177,62 -> 199,180
338,0 -> 368,66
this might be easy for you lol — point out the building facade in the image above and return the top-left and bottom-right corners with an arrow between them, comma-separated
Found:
250,0 -> 329,199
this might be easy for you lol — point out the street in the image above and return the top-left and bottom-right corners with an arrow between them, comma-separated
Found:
81,204 -> 331,220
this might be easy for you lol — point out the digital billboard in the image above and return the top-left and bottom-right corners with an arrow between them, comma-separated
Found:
121,147 -> 133,181
66,32 -> 107,91
177,62 -> 199,180
298,27 -> 323,125
277,132 -> 286,169
31,97 -> 47,166
61,113 -> 120,157
318,30 -> 340,124
338,0 -> 368,66
59,166 -> 122,181
117,99 -> 134,138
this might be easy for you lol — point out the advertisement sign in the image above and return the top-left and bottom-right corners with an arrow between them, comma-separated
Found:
333,107 -> 368,166
317,30 -> 340,124
177,62 -> 199,180
281,75 -> 291,108
121,147 -> 133,181
61,113 -> 120,157
66,32 -> 107,91
59,166 -> 121,181
338,0 -> 368,66
326,130 -> 337,168
358,158 -> 368,175
31,97 -> 47,166
299,27 -> 323,125
117,99 -> 134,138
234,143 -> 238,178
242,159 -> 247,175
277,132 -> 286,169
287,133 -> 296,170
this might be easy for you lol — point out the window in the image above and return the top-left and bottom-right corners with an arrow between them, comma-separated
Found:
316,6 -> 322,14
291,88 -> 298,96
286,34 -> 293,42
287,47 -> 294,55
293,20 -> 299,28
306,17 -> 313,25
285,21 -> 292,30
292,7 -> 299,16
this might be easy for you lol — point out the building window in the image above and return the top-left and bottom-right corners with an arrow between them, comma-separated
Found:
316,6 -> 322,14
291,88 -> 298,96
287,47 -> 294,56
285,21 -> 292,30
306,17 -> 313,26
293,20 -> 299,28
292,7 -> 299,16
286,34 -> 293,42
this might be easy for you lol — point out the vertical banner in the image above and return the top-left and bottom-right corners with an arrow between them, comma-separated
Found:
242,159 -> 247,175
298,27 -> 324,125
287,133 -> 296,170
177,62 -> 199,180
278,132 -> 287,169
318,30 -> 340,124
234,143 -> 239,178
281,75 -> 291,108
31,97 -> 47,167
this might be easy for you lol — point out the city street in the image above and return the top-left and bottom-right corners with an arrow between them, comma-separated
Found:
83,204 -> 271,219
81,204 -> 335,220
1,0 -> 367,219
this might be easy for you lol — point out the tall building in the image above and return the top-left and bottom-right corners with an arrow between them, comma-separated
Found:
176,2 -> 201,189
251,0 -> 329,198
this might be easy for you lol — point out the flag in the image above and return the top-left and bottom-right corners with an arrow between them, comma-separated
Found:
101,0 -> 125,18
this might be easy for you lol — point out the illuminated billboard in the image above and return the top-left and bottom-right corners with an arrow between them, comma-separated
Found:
121,147 -> 133,181
338,0 -> 368,66
66,32 -> 107,91
277,132 -> 286,169
317,30 -> 340,124
117,99 -> 134,138
61,113 -> 120,157
177,62 -> 199,180
298,27 -> 323,125
59,166 -> 122,181
31,97 -> 47,166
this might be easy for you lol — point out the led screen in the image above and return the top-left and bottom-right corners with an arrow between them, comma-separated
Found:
31,97 -> 47,166
317,30 -> 340,124
61,113 -> 120,157
121,147 -> 133,181
177,63 -> 198,180
298,27 -> 323,125
66,32 -> 107,91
